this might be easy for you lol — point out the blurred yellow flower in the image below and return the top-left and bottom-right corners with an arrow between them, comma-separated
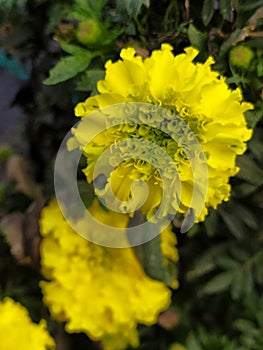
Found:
0,297 -> 55,350
40,199 -> 178,350
73,44 -> 253,223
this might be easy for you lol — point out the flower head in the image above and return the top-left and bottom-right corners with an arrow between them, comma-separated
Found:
72,44 -> 252,224
40,199 -> 178,350
0,297 -> 55,350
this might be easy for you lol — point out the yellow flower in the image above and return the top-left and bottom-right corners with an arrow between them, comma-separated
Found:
0,297 -> 55,350
72,44 -> 252,224
40,199 -> 178,350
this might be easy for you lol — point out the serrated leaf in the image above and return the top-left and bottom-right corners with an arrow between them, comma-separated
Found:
201,0 -> 215,26
188,24 -> 207,51
202,271 -> 234,294
43,55 -> 92,85
116,0 -> 150,17
220,0 -> 233,22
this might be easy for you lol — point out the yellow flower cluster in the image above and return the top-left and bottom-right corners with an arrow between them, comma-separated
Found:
73,44 -> 252,222
40,199 -> 178,350
0,297 -> 55,350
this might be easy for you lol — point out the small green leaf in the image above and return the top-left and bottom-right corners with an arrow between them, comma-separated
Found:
188,24 -> 207,51
204,208 -> 219,236
201,0 -> 215,26
218,204 -> 246,238
186,332 -> 202,350
60,42 -> 93,56
43,55 -> 93,85
73,0 -> 107,19
257,60 -> 263,77
236,155 -> 263,187
220,0 -> 233,22
202,271 -> 234,294
245,106 -> 263,129
76,69 -> 105,92
116,0 -> 150,17
132,218 -> 177,287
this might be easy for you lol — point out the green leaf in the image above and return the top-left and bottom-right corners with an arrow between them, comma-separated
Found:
218,205 -> 246,238
202,271 -> 234,294
132,219 -> 177,287
220,0 -> 233,22
233,202 -> 258,230
201,0 -> 215,26
236,155 -> 263,187
188,24 -> 207,51
245,108 -> 263,129
204,208 -> 219,236
43,54 -> 93,85
249,133 -> 263,163
60,42 -> 93,56
72,0 -> 107,19
78,180 -> 95,208
76,69 -> 105,92
233,182 -> 257,198
116,0 -> 150,17
257,60 -> 263,77
187,243 -> 227,280
186,332 -> 202,350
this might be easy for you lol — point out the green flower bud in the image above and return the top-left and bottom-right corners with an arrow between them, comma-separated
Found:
76,19 -> 104,47
229,45 -> 254,70
169,343 -> 187,350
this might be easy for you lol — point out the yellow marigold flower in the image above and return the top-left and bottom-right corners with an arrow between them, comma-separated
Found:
40,199 -> 178,350
72,44 -> 253,224
0,297 -> 55,350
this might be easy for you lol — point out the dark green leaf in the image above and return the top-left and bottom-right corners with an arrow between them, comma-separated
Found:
236,155 -> 263,187
220,0 -> 233,22
234,202 -> 258,230
188,24 -> 207,51
60,42 -> 93,56
257,60 -> 263,77
72,0 -> 107,19
245,108 -> 263,129
233,182 -> 257,198
116,0 -> 150,17
218,205 -> 246,238
202,271 -> 234,294
76,69 -> 105,92
186,332 -> 202,350
201,0 -> 215,26
43,55 -> 93,85
132,220 -> 177,287
204,209 -> 219,236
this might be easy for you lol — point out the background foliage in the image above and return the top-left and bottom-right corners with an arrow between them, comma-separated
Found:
0,0 -> 262,349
